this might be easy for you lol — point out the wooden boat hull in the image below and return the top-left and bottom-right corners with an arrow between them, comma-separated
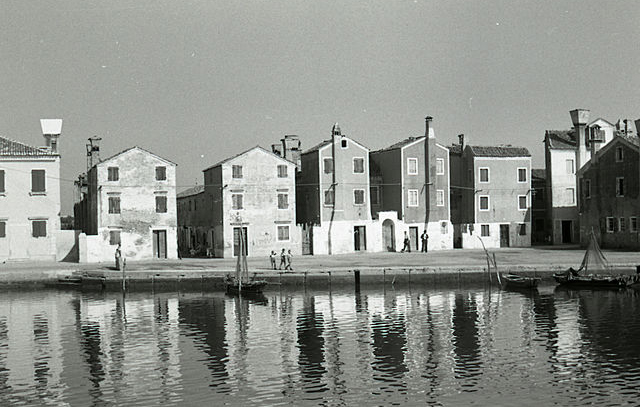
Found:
225,280 -> 268,294
501,273 -> 540,289
553,271 -> 629,288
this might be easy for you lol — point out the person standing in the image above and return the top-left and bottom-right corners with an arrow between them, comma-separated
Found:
270,250 -> 277,269
401,232 -> 411,253
285,250 -> 293,271
115,243 -> 122,270
279,248 -> 287,269
421,231 -> 429,253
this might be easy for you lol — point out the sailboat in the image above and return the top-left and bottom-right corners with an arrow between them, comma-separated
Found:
478,237 -> 540,289
224,227 -> 268,294
553,229 -> 632,288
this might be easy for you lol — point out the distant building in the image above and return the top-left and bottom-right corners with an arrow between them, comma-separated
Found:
176,185 -> 210,256
578,123 -> 640,249
75,146 -> 178,262
450,139 -> 531,249
202,146 -> 300,258
530,169 -> 548,245
369,117 -> 452,251
296,124 -> 374,255
0,120 -> 62,261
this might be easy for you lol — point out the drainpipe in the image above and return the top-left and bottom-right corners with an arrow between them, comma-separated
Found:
424,116 -> 433,229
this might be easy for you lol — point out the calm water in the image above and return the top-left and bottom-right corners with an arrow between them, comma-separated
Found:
0,284 -> 639,406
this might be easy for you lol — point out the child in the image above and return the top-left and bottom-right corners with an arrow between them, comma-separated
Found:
285,250 -> 293,270
270,250 -> 277,270
279,248 -> 287,269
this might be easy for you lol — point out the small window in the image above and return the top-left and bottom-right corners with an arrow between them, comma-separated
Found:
324,158 -> 334,174
479,168 -> 489,183
277,193 -> 289,209
566,188 -> 575,204
630,217 -> 638,233
479,195 -> 489,211
616,177 -> 625,197
606,217 -> 616,233
566,159 -> 575,174
277,225 -> 290,241
32,220 -> 47,238
341,139 -> 348,148
277,165 -> 288,178
232,165 -> 243,178
518,223 -> 527,235
354,189 -> 365,205
0,220 -> 6,238
436,190 -> 444,206
619,217 -> 627,232
518,195 -> 527,210
324,189 -> 334,206
156,166 -> 167,181
232,194 -> 243,210
108,197 -> 121,214
408,189 -> 419,207
517,168 -> 527,183
188,200 -> 192,211
584,179 -> 591,198
31,170 -> 45,193
616,146 -> 624,162
109,230 -> 121,245
0,170 -> 5,193
407,158 -> 418,175
108,167 -> 119,181
436,158 -> 445,175
481,224 -> 490,237
370,186 -> 380,205
155,196 -> 167,213
353,158 -> 365,174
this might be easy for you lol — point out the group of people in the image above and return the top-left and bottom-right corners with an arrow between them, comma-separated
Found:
270,248 -> 293,270
401,231 -> 429,253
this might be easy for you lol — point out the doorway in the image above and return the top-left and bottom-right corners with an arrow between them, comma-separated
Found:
499,224 -> 510,247
561,220 -> 572,244
409,226 -> 419,251
153,230 -> 167,258
233,227 -> 248,257
382,219 -> 395,251
354,226 -> 366,251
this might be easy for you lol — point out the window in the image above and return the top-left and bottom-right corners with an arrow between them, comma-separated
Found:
631,217 -> 638,232
354,189 -> 365,205
584,179 -> 591,198
408,189 -> 419,207
353,158 -> 365,174
32,220 -> 47,238
341,139 -> 348,148
519,223 -> 527,236
324,158 -> 334,174
108,167 -> 119,181
616,177 -> 625,197
155,196 -> 167,213
277,193 -> 289,209
566,188 -> 575,204
108,197 -> 121,214
479,195 -> 489,211
616,146 -> 624,162
566,159 -> 574,174
407,158 -> 418,175
436,158 -> 445,175
156,166 -> 167,181
436,189 -> 444,206
0,220 -> 5,238
232,194 -> 243,210
109,230 -> 121,245
277,225 -> 290,241
31,170 -> 45,193
479,168 -> 489,183
518,195 -> 527,210
0,170 -> 5,193
517,168 -> 527,183
277,165 -> 288,178
619,217 -> 627,232
481,224 -> 490,236
232,165 -> 243,178
370,186 -> 380,205
606,217 -> 616,233
324,189 -> 334,206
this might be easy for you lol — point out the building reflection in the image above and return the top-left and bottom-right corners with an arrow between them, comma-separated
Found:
451,293 -> 482,385
297,295 -> 327,393
371,293 -> 408,390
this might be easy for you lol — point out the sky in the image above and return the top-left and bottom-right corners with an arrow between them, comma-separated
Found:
1,0 -> 639,215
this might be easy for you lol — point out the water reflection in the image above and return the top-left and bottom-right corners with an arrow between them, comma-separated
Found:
0,286 -> 637,405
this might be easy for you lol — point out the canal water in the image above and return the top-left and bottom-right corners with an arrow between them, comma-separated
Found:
0,284 -> 638,406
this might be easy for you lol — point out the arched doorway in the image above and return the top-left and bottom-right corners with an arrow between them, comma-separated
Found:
382,219 -> 395,252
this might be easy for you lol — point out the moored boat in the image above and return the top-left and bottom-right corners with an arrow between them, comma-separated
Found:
225,223 -> 267,294
501,273 -> 540,289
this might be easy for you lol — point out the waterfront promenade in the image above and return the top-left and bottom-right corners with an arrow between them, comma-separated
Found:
2,246 -> 640,286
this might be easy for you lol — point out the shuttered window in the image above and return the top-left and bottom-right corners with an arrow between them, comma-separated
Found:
155,196 -> 167,213
0,170 -> 5,193
156,166 -> 167,181
0,221 -> 6,238
277,193 -> 288,209
108,197 -> 121,214
31,170 -> 45,193
32,220 -> 47,237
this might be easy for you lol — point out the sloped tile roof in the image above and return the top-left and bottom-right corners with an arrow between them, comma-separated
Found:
97,145 -> 177,167
531,168 -> 546,180
469,145 -> 531,157
0,136 -> 57,157
546,130 -> 576,149
373,136 -> 424,153
619,133 -> 640,147
177,184 -> 205,198
303,140 -> 332,154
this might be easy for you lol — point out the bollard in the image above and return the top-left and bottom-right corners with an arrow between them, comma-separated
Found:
328,271 -> 332,291
354,269 -> 361,293
304,271 -> 308,287
383,268 -> 386,285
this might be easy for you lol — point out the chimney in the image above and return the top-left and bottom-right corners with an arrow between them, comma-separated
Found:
424,116 -> 435,226
40,119 -> 62,154
86,136 -> 102,170
570,109 -> 590,170
458,134 -> 464,150
425,116 -> 433,138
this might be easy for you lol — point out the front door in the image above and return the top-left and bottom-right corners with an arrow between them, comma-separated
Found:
233,227 -> 248,257
382,219 -> 395,251
153,230 -> 167,258
409,226 -> 419,251
561,220 -> 572,244
499,224 -> 510,247
354,226 -> 366,251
